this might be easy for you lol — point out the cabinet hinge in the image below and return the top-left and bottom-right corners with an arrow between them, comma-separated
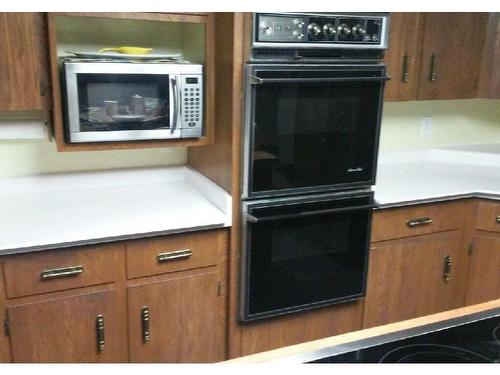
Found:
217,281 -> 224,297
3,319 -> 9,337
468,242 -> 474,255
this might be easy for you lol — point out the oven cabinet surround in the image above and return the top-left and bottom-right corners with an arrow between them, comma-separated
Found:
466,200 -> 500,305
0,13 -> 50,112
0,228 -> 228,363
384,13 -> 488,101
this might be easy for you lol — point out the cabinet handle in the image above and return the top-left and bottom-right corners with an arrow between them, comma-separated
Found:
157,249 -> 192,263
428,53 -> 438,82
406,217 -> 433,227
40,265 -> 83,280
401,53 -> 410,83
496,215 -> 500,224
96,315 -> 105,352
141,306 -> 150,343
443,255 -> 453,282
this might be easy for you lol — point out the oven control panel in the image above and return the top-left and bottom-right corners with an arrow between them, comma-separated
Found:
254,13 -> 388,49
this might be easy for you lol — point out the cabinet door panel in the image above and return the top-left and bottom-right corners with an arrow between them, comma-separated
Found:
0,13 -> 46,111
128,268 -> 225,362
7,285 -> 128,363
364,230 -> 466,328
384,13 -> 421,101
0,265 -> 11,362
466,234 -> 500,305
417,13 -> 487,100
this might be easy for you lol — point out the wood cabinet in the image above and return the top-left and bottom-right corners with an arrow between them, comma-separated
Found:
384,12 -> 488,101
0,13 -> 49,112
364,230 -> 467,328
479,13 -> 500,98
0,264 -> 11,362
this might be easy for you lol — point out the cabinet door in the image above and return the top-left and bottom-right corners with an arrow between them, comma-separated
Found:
363,230 -> 466,328
0,13 -> 48,111
384,13 -> 422,101
466,233 -> 500,305
0,264 -> 11,363
128,267 -> 225,363
7,285 -> 128,363
417,13 -> 488,100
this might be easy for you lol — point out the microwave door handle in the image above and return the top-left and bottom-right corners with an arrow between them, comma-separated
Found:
170,76 -> 180,133
249,75 -> 389,85
246,203 -> 376,223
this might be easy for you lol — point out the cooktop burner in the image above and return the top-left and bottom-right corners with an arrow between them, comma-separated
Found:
308,310 -> 500,363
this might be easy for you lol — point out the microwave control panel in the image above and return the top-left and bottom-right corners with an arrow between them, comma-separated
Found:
254,13 -> 389,49
180,74 -> 203,138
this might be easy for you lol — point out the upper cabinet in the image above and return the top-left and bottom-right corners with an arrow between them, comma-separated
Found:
479,13 -> 500,98
385,12 -> 489,101
0,13 -> 50,112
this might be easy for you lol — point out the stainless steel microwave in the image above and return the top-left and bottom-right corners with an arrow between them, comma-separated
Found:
62,59 -> 204,143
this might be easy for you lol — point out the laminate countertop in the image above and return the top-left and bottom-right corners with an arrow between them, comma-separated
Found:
0,166 -> 232,255
374,143 -> 500,208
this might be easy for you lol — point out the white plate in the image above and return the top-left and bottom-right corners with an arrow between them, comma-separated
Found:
111,114 -> 146,122
65,51 -> 182,60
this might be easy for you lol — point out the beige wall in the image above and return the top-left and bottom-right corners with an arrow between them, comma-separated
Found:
380,99 -> 500,152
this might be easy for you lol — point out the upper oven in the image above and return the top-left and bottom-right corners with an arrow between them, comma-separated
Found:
242,63 -> 388,199
62,60 -> 204,143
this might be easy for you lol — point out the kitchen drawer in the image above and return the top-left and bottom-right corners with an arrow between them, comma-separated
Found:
371,201 -> 467,242
3,243 -> 124,299
475,200 -> 500,233
126,229 -> 227,279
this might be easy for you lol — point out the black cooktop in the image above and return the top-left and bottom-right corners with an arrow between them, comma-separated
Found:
306,309 -> 500,363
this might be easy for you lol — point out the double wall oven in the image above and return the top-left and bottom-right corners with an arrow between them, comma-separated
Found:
240,13 -> 389,322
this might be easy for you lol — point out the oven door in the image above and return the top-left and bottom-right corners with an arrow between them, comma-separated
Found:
240,191 -> 374,322
243,64 -> 388,199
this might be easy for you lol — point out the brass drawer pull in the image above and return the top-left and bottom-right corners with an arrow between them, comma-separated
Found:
96,315 -> 105,353
40,265 -> 84,281
429,53 -> 438,82
443,255 -> 453,282
496,215 -> 500,224
401,53 -> 410,83
141,306 -> 150,343
406,217 -> 433,227
157,249 -> 192,263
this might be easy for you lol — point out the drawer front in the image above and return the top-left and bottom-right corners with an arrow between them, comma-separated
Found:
126,229 -> 227,279
371,201 -> 467,242
3,243 -> 124,299
476,200 -> 500,233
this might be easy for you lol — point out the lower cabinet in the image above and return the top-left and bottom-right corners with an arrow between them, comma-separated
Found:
466,234 -> 500,305
6,285 -> 128,363
364,227 -> 468,328
128,268 -> 225,362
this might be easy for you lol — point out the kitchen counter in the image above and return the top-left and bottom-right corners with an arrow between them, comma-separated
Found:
0,166 -> 232,255
375,143 -> 500,208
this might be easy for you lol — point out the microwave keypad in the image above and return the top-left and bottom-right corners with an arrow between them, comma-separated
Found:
181,76 -> 203,129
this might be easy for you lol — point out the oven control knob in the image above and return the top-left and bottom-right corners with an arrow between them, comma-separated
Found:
352,24 -> 367,36
337,24 -> 352,36
322,23 -> 336,37
307,23 -> 322,36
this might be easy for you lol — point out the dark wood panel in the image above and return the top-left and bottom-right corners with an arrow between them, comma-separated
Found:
479,13 -> 500,98
363,230 -> 467,328
384,13 -> 422,101
7,284 -> 128,363
3,243 -> 124,299
466,233 -> 500,305
0,264 -> 12,362
0,13 -> 47,111
417,13 -> 488,100
128,268 -> 225,362
240,301 -> 363,356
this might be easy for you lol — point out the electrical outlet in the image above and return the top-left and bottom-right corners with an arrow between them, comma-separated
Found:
420,117 -> 433,136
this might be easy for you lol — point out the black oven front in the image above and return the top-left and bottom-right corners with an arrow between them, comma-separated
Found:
242,63 -> 388,199
240,190 -> 374,322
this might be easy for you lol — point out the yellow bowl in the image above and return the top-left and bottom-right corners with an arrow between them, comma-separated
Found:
98,47 -> 153,55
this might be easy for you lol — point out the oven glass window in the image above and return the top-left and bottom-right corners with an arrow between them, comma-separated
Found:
76,74 -> 170,131
245,198 -> 371,320
250,71 -> 382,195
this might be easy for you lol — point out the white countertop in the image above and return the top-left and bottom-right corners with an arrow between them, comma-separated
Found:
375,143 -> 500,208
0,166 -> 232,255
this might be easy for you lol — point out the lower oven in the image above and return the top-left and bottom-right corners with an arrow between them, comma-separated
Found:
240,190 -> 374,322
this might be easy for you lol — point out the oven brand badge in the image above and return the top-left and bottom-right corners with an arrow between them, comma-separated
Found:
273,24 -> 291,32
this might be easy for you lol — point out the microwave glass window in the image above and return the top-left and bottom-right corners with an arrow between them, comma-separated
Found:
76,74 -> 170,131
250,75 -> 382,195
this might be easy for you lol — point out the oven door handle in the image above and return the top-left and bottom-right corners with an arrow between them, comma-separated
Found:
249,75 -> 389,85
246,204 -> 376,223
